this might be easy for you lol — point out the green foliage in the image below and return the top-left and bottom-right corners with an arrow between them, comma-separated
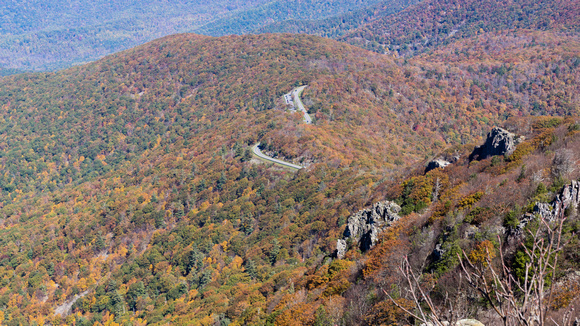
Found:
464,207 -> 492,225
504,206 -> 521,229
314,305 -> 333,326
516,164 -> 527,183
269,239 -> 281,266
568,123 -> 580,132
491,155 -> 503,167
432,240 -> 462,277
533,117 -> 563,129
550,176 -> 569,193
398,176 -> 433,215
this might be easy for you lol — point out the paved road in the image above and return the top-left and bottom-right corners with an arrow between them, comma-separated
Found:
291,85 -> 312,124
252,143 -> 303,170
251,86 -> 311,170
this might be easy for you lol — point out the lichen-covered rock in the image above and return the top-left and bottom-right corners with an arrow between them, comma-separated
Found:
337,201 -> 401,258
469,127 -> 518,161
457,319 -> 485,326
426,158 -> 451,173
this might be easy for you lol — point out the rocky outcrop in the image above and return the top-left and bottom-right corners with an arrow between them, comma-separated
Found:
426,158 -> 451,173
516,181 -> 579,232
533,180 -> 579,221
336,238 -> 348,260
469,127 -> 521,161
337,201 -> 401,258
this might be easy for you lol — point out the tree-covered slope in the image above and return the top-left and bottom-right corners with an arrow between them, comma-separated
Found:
0,0 -> 391,72
0,31 -> 577,324
0,0 -> 276,72
341,0 -> 580,55
255,0 -> 418,39
193,0 -> 385,37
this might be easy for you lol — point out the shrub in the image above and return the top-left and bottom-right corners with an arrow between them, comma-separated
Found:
503,209 -> 520,229
458,192 -> 484,209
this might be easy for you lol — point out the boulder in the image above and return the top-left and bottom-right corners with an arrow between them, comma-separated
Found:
426,158 -> 451,173
337,201 -> 401,258
457,319 -> 485,326
469,127 -> 518,161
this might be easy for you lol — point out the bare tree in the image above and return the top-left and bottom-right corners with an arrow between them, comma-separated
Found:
383,256 -> 464,326
458,210 -> 570,326
433,177 -> 442,203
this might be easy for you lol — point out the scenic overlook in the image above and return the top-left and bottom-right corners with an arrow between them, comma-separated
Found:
0,0 -> 578,325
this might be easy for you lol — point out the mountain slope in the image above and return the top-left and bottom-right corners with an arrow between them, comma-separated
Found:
341,0 -> 580,55
0,30 -> 577,324
255,0 -> 418,41
194,0 -> 386,37
0,0 -> 390,72
0,0 -> 275,71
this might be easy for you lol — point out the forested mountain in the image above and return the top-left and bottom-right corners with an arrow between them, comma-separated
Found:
255,0 -> 418,39
0,0 -> 272,71
193,0 -> 386,37
3,0 -> 578,72
0,29 -> 577,324
0,0 -> 578,324
341,0 -> 580,55
0,0 -> 384,72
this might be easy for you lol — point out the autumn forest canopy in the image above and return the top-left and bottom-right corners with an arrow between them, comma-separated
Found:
0,0 -> 578,325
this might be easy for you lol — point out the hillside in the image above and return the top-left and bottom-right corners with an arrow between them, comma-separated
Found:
0,30 -> 577,325
0,0 -> 272,71
255,0 -> 418,39
194,0 -> 385,37
341,0 -> 580,55
0,0 -> 387,72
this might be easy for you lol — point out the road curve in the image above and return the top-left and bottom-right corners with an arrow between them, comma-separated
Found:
292,85 -> 312,124
252,143 -> 303,170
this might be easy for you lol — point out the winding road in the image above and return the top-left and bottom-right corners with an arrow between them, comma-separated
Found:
251,85 -> 312,170
252,143 -> 303,170
291,85 -> 312,124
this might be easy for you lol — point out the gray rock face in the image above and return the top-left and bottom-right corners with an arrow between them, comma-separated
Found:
515,181 -> 580,233
469,127 -> 518,161
337,201 -> 401,258
336,239 -> 347,260
533,180 -> 579,221
426,158 -> 451,173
